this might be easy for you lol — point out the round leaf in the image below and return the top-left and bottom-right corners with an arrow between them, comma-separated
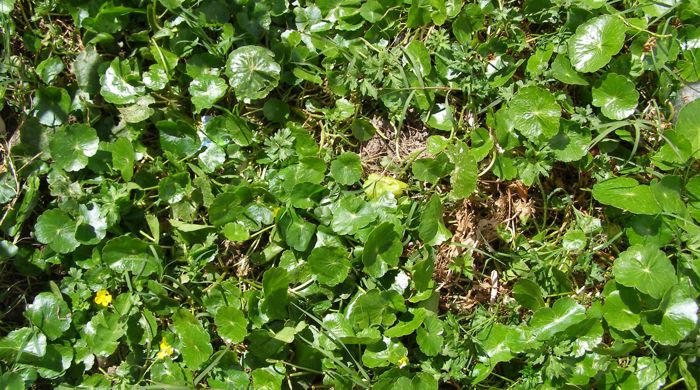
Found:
568,15 -> 626,73
172,309 -> 213,370
226,46 -> 280,102
330,152 -> 363,185
34,209 -> 79,254
102,236 -> 161,276
308,246 -> 351,286
49,124 -> 99,172
642,286 -> 698,345
528,297 -> 586,340
100,59 -> 145,104
25,293 -> 71,340
509,86 -> 561,140
214,306 -> 248,344
592,73 -> 639,120
675,98 -> 700,157
592,177 -> 662,215
603,288 -> 640,331
612,244 -> 676,299
189,74 -> 227,113
32,87 -> 71,127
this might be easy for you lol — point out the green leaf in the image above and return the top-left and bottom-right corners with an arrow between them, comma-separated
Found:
592,73 -> 639,120
158,172 -> 190,204
635,357 -> 667,390
0,372 -> 23,390
385,308 -> 428,338
25,292 -> 71,340
260,267 -> 289,321
592,177 -> 662,215
226,46 -> 280,102
363,222 -> 403,278
157,120 -> 200,158
117,95 -> 155,123
100,58 -> 145,104
72,46 -> 103,95
214,306 -> 248,344
418,195 -> 450,245
346,290 -> 386,329
425,103 -> 455,131
509,86 -> 561,140
675,98 -> 700,157
351,117 -> 377,141
209,192 -> 244,227
550,55 -> 589,85
34,209 -> 79,254
449,147 -> 477,199
477,323 -> 526,365
331,196 -> 376,235
36,57 -> 64,84
189,74 -> 228,113
49,124 -> 99,172
172,309 -> 213,370
308,246 -> 351,286
204,115 -> 253,147
222,222 -> 250,242
642,286 -> 698,345
612,244 -> 676,299
107,137 -> 134,181
330,152 -> 363,185
32,87 -> 71,126
0,0 -> 15,14
362,339 -> 408,368
279,212 -> 316,251
568,15 -> 626,73
252,366 -> 285,390
512,279 -> 545,310
528,297 -> 586,340
83,311 -> 125,357
416,316 -> 444,356
102,236 -> 161,276
363,174 -> 409,199
412,156 -> 453,184
603,286 -> 641,331
549,120 -> 591,162
0,327 -> 46,361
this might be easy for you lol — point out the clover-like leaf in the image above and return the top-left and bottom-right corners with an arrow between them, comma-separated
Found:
568,15 -> 626,73
509,86 -> 561,140
363,174 -> 408,200
49,124 -> 99,172
25,293 -> 71,341
308,246 -> 351,286
592,73 -> 639,120
189,74 -> 228,113
612,244 -> 677,299
34,209 -> 79,254
226,46 -> 280,102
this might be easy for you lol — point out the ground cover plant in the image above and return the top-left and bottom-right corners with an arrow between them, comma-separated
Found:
0,0 -> 699,388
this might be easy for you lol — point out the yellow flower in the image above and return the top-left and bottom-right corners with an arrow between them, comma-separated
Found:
94,290 -> 112,307
397,356 -> 409,368
156,338 -> 174,359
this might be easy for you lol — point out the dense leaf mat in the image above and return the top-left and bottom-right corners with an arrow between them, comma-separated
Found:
0,0 -> 699,388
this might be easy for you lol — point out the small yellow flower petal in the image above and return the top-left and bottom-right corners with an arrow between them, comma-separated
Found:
397,356 -> 409,368
157,338 -> 174,359
94,290 -> 112,307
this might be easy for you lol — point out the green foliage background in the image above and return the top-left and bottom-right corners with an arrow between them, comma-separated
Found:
0,0 -> 699,388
